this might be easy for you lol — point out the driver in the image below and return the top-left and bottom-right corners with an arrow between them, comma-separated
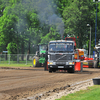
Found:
50,45 -> 55,51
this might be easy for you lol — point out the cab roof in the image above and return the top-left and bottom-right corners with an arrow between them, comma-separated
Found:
49,40 -> 74,43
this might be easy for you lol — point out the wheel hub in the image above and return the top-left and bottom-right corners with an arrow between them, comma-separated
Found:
33,59 -> 36,65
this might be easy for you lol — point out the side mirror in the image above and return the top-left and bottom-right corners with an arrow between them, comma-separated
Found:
46,46 -> 48,51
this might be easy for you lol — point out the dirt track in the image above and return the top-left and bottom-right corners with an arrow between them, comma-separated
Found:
0,67 -> 100,100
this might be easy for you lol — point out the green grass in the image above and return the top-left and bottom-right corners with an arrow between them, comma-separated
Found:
56,85 -> 100,100
0,64 -> 33,67
0,60 -> 33,67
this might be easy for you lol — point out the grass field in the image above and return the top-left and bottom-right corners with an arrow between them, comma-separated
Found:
0,59 -> 33,67
0,64 -> 33,67
56,85 -> 100,100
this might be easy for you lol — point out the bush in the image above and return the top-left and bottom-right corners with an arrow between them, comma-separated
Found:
7,42 -> 17,54
7,42 -> 17,60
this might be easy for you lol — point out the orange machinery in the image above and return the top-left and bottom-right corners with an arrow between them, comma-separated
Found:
74,49 -> 86,60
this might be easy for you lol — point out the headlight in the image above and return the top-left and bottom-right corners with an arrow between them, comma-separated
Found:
48,62 -> 56,65
69,62 -> 72,64
48,62 -> 52,65
69,62 -> 74,64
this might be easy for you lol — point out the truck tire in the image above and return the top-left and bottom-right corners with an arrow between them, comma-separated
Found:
32,56 -> 40,67
49,68 -> 52,73
52,69 -> 56,72
68,68 -> 74,73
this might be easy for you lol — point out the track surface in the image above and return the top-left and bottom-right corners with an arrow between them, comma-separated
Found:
0,67 -> 100,100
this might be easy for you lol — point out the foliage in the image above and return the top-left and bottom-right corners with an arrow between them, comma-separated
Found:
0,0 -> 100,55
63,0 -> 95,49
7,42 -> 17,54
40,27 -> 61,43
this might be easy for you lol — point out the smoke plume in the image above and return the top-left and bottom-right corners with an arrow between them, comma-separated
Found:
7,0 -> 64,37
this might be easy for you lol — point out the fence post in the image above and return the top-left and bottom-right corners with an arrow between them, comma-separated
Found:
9,54 -> 10,64
26,54 -> 27,65
17,54 -> 19,63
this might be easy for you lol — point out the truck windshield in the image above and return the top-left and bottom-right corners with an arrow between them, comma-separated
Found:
49,43 -> 74,52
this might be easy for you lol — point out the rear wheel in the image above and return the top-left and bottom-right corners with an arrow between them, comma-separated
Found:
32,56 -> 40,67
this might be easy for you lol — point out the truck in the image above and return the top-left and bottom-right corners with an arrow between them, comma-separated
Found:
47,40 -> 83,73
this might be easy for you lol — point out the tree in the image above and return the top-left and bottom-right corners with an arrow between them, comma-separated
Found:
0,5 -> 18,52
63,0 -> 95,49
7,42 -> 17,54
40,27 -> 61,43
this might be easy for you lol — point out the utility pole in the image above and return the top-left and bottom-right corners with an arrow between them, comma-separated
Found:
93,0 -> 100,46
87,24 -> 91,58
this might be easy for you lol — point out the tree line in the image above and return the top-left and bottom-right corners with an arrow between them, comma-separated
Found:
0,0 -> 99,54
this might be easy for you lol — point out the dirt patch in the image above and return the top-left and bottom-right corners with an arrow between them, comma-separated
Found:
0,67 -> 100,100
0,93 -> 11,100
21,79 -> 93,100
41,80 -> 93,100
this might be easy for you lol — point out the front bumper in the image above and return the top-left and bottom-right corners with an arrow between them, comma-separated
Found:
48,61 -> 75,69
48,64 -> 74,69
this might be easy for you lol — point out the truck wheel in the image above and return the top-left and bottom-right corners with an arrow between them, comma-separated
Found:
68,68 -> 74,73
32,56 -> 40,67
71,68 -> 74,73
53,69 -> 56,72
49,68 -> 52,73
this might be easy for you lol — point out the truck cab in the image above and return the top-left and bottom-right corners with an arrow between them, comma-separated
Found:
48,40 -> 75,73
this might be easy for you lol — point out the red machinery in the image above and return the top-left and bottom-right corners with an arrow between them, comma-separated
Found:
65,37 -> 84,60
65,37 -> 94,68
65,37 -> 77,47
